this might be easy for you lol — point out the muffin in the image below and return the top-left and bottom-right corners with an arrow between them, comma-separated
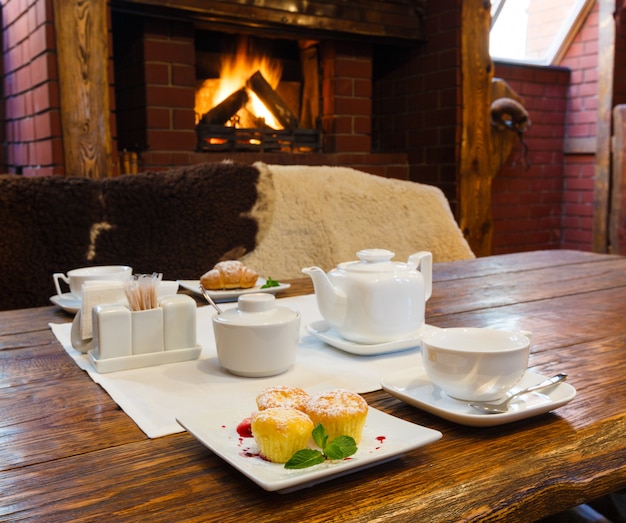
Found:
251,407 -> 314,463
305,389 -> 368,444
256,386 -> 311,412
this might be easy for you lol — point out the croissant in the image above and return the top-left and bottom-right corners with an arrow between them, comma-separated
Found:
200,260 -> 258,290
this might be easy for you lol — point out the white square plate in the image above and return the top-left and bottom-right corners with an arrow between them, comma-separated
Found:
176,406 -> 442,493
178,278 -> 290,302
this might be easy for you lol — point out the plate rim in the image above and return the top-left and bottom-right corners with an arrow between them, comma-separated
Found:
305,320 -> 438,356
176,405 -> 442,493
177,278 -> 291,301
50,293 -> 81,313
380,363 -> 577,427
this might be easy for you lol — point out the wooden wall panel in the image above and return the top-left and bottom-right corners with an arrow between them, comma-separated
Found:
53,0 -> 113,178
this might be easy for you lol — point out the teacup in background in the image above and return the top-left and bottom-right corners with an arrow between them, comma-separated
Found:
421,327 -> 531,401
53,265 -> 132,299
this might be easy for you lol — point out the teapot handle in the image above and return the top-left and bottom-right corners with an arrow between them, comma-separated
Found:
408,252 -> 432,301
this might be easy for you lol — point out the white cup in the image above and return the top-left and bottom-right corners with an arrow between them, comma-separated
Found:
53,265 -> 132,299
212,293 -> 300,377
421,327 -> 531,401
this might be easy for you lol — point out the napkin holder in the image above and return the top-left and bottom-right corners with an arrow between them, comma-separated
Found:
88,294 -> 201,373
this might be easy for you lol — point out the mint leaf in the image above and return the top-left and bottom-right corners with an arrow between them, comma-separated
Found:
284,449 -> 325,469
283,424 -> 359,470
261,277 -> 280,289
311,423 -> 328,449
324,435 -> 357,460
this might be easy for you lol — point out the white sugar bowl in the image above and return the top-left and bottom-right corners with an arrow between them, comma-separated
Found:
212,293 -> 300,377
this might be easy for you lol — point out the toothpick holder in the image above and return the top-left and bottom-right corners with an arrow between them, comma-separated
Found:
89,294 -> 201,373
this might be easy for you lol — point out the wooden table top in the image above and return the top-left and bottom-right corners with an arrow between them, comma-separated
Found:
1,250 -> 625,522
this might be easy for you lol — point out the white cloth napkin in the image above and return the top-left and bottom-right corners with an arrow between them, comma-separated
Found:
80,281 -> 127,339
50,294 -> 424,438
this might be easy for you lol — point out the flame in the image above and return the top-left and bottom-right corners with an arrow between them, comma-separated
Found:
195,38 -> 283,129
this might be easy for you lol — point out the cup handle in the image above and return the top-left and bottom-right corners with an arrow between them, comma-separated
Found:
53,273 -> 69,297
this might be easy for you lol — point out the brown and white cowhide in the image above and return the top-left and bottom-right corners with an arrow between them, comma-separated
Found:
0,161 -> 473,311
0,162 -> 264,310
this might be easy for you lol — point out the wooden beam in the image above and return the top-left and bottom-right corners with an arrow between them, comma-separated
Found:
458,1 -> 495,257
593,0 -> 616,251
611,105 -> 626,254
112,0 -> 426,43
53,0 -> 113,178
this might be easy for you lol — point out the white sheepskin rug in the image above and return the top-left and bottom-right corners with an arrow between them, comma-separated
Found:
242,163 -> 474,279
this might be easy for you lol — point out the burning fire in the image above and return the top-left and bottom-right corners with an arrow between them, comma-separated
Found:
195,38 -> 283,129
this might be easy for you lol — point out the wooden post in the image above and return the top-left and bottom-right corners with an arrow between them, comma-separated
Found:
53,0 -> 113,178
458,1 -> 495,256
459,2 -> 524,256
611,105 -> 626,254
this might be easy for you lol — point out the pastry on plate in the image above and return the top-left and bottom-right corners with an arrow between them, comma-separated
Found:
305,389 -> 368,444
256,386 -> 311,413
200,260 -> 258,290
251,407 -> 314,463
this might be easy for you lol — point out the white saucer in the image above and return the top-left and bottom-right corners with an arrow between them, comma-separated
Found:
50,293 -> 81,314
176,406 -> 442,493
305,320 -> 440,356
381,360 -> 577,427
50,281 -> 180,315
177,279 -> 291,302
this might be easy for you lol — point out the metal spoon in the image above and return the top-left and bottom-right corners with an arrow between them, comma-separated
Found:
469,373 -> 568,414
199,283 -> 223,315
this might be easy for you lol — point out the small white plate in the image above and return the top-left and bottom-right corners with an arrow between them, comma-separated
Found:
178,278 -> 291,302
50,293 -> 81,314
305,320 -> 441,356
176,406 -> 442,493
381,361 -> 577,427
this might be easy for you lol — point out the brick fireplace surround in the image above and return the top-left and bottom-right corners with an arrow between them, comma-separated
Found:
112,13 -> 411,179
1,0 -> 431,180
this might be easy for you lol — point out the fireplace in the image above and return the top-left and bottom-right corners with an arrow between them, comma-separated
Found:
110,0 -> 426,176
194,35 -> 321,153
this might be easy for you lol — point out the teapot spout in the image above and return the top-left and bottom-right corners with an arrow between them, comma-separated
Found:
301,266 -> 347,326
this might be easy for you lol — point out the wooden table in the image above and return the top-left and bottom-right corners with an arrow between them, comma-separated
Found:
1,250 -> 625,522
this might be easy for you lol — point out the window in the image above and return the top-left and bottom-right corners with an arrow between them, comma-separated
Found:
490,0 -> 594,65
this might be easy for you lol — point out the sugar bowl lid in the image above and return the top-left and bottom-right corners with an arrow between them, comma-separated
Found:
213,293 -> 299,326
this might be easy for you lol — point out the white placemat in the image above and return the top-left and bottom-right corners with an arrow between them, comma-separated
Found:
50,294 -> 424,438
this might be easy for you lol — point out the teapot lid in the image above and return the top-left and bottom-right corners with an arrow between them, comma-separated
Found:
337,249 -> 405,272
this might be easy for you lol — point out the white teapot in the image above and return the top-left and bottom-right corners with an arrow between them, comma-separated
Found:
302,249 -> 432,344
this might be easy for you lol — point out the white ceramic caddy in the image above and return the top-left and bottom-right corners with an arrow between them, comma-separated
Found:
88,294 -> 201,373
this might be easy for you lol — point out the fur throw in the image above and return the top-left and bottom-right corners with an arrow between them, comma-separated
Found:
242,163 -> 474,278
0,161 -> 473,311
0,162 -> 261,310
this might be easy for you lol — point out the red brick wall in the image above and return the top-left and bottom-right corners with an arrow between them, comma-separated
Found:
490,63 -> 569,254
1,0 -> 120,176
320,40 -> 373,155
558,2 -> 598,251
1,0 -> 62,176
373,0 -> 462,208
